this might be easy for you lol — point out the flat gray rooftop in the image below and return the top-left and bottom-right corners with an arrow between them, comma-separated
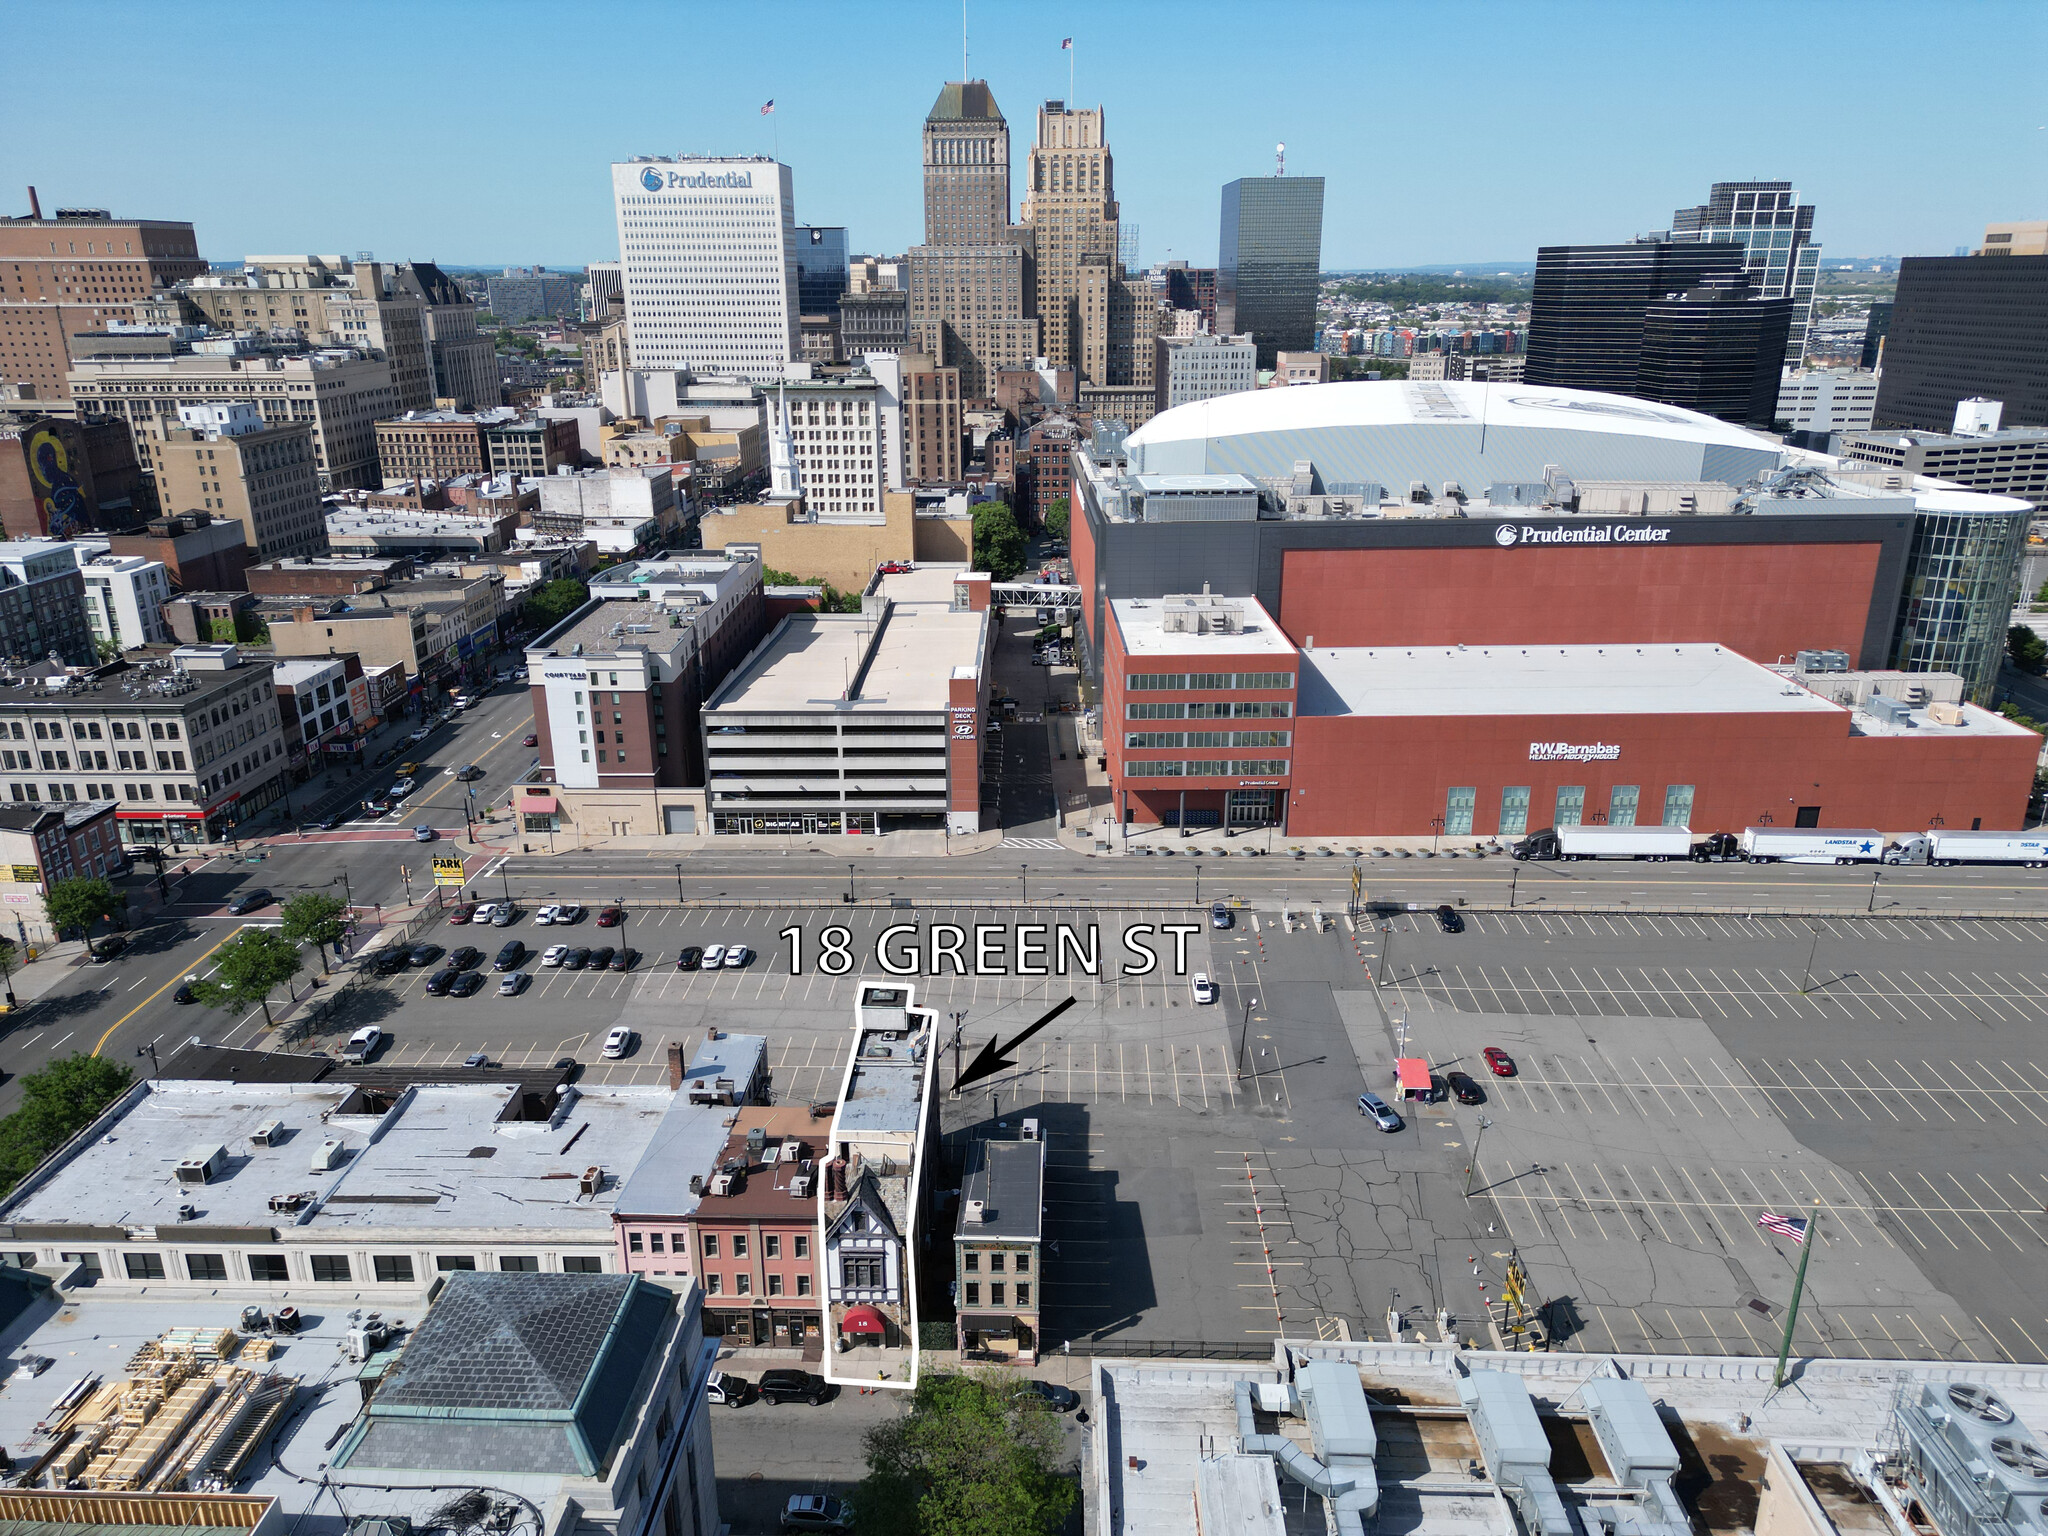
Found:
956,1138 -> 1045,1242
1297,642 -> 1846,719
0,1082 -> 364,1229
1112,597 -> 1297,660
833,1028 -> 932,1137
532,599 -> 684,661
709,608 -> 983,714
311,1084 -> 670,1232
609,1095 -> 739,1221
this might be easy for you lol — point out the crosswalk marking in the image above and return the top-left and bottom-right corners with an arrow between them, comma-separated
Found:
1000,837 -> 1067,850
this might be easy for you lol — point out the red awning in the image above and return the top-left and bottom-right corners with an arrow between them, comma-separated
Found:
516,790 -> 558,813
839,1306 -> 887,1335
1395,1058 -> 1432,1095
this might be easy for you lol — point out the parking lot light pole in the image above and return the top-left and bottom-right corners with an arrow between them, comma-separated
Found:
1463,1115 -> 1494,1197
846,863 -> 856,904
676,862 -> 685,903
1235,995 -> 1259,1079
1020,863 -> 1028,904
1509,863 -> 1519,910
1194,863 -> 1202,905
1798,920 -> 1824,994
1867,866 -> 1881,914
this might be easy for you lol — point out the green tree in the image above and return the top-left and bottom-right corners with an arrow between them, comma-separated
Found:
524,578 -> 590,630
0,1053 -> 134,1195
92,638 -> 121,664
2000,702 -> 2045,733
189,928 -> 303,1030
1331,355 -> 1409,381
2008,624 -> 2047,675
233,610 -> 269,644
971,501 -> 1028,581
1042,497 -> 1070,542
44,876 -> 125,960
857,1370 -> 1077,1536
279,892 -> 347,975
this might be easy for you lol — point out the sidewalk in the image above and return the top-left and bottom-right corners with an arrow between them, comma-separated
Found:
3,940 -> 93,1009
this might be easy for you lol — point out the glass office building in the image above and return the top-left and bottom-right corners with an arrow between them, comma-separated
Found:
1217,176 -> 1324,370
1668,181 -> 1821,369
794,225 -> 849,317
1889,505 -> 2030,701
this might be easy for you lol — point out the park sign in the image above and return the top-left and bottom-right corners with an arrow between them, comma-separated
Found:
431,857 -> 467,887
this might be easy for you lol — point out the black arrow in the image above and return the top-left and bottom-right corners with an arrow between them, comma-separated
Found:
954,997 -> 1076,1091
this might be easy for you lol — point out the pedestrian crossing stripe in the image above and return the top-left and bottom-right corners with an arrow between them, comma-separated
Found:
1001,837 -> 1067,849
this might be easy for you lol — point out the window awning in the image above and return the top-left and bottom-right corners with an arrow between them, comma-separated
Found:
516,789 -> 558,813
1395,1058 -> 1432,1094
957,1312 -> 1019,1331
839,1305 -> 888,1335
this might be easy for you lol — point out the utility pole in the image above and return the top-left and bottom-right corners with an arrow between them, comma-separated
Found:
1798,920 -> 1823,994
1771,1201 -> 1823,1389
948,1010 -> 966,1093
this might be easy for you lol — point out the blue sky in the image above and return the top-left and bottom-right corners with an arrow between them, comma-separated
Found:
5,0 -> 2043,270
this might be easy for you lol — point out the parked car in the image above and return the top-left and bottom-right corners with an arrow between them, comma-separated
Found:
497,972 -> 530,996
676,945 -> 704,971
705,1370 -> 750,1407
425,969 -> 459,996
1358,1091 -> 1404,1132
447,902 -> 479,925
542,944 -> 570,967
493,941 -> 526,971
341,1027 -> 383,1063
465,1051 -> 491,1067
1191,972 -> 1217,1004
779,1496 -> 852,1534
89,934 -> 128,963
602,1027 -> 634,1059
535,905 -> 560,926
1435,904 -> 1465,934
447,946 -> 483,971
757,1369 -> 832,1406
723,944 -> 752,968
407,728 -> 431,745
554,903 -> 585,925
1012,1379 -> 1080,1412
609,947 -> 639,972
226,888 -> 272,915
1446,1070 -> 1485,1105
1210,901 -> 1233,930
587,946 -> 616,972
470,902 -> 502,924
372,948 -> 411,977
560,947 -> 591,971
448,970 -> 486,997
597,905 -> 623,928
701,944 -> 726,968
413,825 -> 438,843
489,905 -> 518,927
1482,1047 -> 1517,1078
408,943 -> 444,968
877,561 -> 912,575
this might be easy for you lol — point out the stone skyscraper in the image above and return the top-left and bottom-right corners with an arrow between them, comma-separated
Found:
907,81 -> 1038,402
1021,102 -> 1121,372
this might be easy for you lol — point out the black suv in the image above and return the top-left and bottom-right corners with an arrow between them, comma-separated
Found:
757,1369 -> 832,1406
676,946 -> 704,971
492,940 -> 527,971
1434,904 -> 1465,934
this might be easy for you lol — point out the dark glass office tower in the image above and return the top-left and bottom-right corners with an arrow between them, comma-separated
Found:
1525,241 -> 1788,425
794,226 -> 849,317
1217,176 -> 1324,369
1872,256 -> 2048,430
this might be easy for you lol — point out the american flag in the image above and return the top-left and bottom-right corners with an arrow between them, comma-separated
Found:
1061,37 -> 1072,49
760,99 -> 775,115
1758,1211 -> 1809,1244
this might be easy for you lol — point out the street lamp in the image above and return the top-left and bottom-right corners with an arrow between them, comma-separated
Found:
135,1041 -> 160,1080
1194,862 -> 1202,905
1020,863 -> 1028,905
1235,995 -> 1259,1079
1430,815 -> 1445,855
675,862 -> 686,903
1463,1114 -> 1494,1197
846,863 -> 856,904
400,865 -> 414,906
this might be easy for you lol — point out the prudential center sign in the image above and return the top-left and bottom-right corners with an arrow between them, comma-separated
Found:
1492,523 -> 1674,547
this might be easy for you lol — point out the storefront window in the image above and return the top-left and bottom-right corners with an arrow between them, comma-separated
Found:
1555,786 -> 1585,827
1444,787 -> 1474,836
1608,786 -> 1639,827
1499,787 -> 1530,837
1662,785 -> 1695,827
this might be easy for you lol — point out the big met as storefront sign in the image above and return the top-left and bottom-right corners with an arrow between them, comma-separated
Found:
1491,522 -> 1675,548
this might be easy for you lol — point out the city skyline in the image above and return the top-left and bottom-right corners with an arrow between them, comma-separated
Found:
5,0 -> 2043,271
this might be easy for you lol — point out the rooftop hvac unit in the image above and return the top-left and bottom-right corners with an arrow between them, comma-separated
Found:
310,1138 -> 346,1172
579,1165 -> 604,1195
268,1191 -> 309,1213
710,1173 -> 734,1196
789,1174 -> 812,1198
175,1145 -> 229,1186
249,1120 -> 285,1148
746,1126 -> 768,1160
1021,1119 -> 1040,1141
1866,694 -> 1914,727
964,1199 -> 986,1224
1796,649 -> 1850,673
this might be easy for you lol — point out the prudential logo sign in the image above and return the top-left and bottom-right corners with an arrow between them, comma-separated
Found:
639,168 -> 664,192
636,168 -> 757,192
1490,522 -> 1674,546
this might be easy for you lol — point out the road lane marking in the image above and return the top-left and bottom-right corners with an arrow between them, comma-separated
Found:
92,930 -> 236,1058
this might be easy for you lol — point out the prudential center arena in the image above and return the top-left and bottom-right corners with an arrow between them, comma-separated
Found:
1068,380 -> 2040,840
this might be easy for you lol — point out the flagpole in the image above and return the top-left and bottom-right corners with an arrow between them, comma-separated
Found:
1771,1199 -> 1822,1389
1069,41 -> 1074,104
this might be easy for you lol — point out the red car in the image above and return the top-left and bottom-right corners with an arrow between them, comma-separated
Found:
522,733 -> 538,747
447,902 -> 479,926
597,906 -> 624,928
1482,1047 -> 1517,1078
878,561 -> 912,575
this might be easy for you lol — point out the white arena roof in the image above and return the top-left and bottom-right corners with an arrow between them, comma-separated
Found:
1123,380 -> 1788,489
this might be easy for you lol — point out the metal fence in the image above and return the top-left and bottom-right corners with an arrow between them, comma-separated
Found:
1060,1337 -> 1272,1361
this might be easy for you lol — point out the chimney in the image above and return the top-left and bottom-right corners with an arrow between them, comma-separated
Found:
26,187 -> 41,221
667,1040 -> 685,1090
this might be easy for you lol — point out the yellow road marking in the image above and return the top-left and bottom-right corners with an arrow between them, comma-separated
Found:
92,930 -> 237,1058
